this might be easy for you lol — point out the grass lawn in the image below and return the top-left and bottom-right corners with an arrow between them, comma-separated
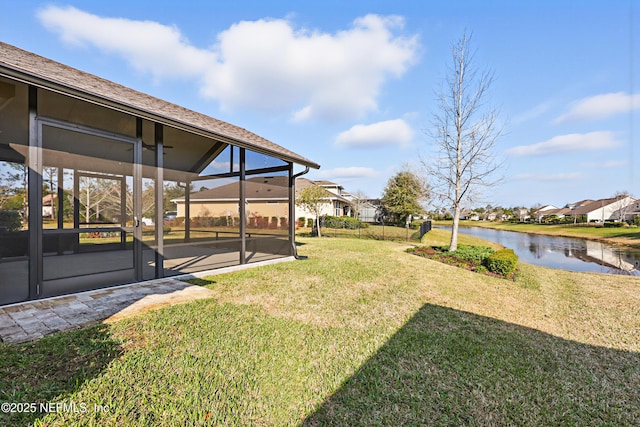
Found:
440,219 -> 640,247
1,235 -> 639,425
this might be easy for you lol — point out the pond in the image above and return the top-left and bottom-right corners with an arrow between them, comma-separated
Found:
439,226 -> 640,276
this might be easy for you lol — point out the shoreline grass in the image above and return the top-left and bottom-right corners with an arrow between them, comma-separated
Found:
1,236 -> 639,425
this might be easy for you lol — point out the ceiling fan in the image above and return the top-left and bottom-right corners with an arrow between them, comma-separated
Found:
142,142 -> 174,152
128,142 -> 174,153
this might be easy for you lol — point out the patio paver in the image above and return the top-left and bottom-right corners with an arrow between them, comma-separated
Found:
0,278 -> 214,344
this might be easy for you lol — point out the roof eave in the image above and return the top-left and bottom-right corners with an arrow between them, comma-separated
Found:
0,62 -> 321,170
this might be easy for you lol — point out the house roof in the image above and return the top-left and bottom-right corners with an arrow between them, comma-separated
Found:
0,42 -> 320,169
296,178 -> 351,203
42,194 -> 56,206
571,195 -> 631,215
314,180 -> 342,188
538,196 -> 637,217
173,176 -> 290,202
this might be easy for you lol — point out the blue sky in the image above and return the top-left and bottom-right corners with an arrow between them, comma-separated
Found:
1,0 -> 638,209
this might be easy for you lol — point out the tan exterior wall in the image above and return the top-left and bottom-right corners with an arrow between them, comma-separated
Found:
176,201 -> 289,220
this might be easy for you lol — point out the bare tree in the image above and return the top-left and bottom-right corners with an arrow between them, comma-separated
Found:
612,191 -> 635,222
296,184 -> 331,238
350,190 -> 368,220
423,31 -> 503,251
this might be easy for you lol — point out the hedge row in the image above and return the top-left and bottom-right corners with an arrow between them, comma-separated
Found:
186,216 -> 289,229
323,215 -> 368,229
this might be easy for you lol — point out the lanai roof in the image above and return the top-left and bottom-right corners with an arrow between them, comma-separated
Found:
0,42 -> 320,169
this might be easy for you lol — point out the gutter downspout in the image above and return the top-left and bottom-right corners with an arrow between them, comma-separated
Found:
290,166 -> 310,259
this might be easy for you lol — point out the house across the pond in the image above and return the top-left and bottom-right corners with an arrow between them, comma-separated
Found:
534,195 -> 639,223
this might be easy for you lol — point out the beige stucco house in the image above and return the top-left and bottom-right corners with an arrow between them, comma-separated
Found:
172,177 -> 356,227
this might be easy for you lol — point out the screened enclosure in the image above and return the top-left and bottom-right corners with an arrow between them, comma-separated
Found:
0,43 -> 318,305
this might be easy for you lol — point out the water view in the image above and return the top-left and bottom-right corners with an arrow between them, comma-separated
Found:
442,226 -> 640,276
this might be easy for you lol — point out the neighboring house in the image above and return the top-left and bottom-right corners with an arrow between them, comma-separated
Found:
515,208 -> 530,221
172,177 -> 356,226
295,178 -> 353,220
459,209 -> 476,220
356,199 -> 384,223
42,194 -> 56,218
533,205 -> 559,222
625,201 -> 640,223
311,180 -> 353,217
576,195 -> 638,222
172,176 -> 290,227
536,196 -> 638,223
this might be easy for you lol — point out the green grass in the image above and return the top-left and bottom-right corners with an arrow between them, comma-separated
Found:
1,236 -> 639,425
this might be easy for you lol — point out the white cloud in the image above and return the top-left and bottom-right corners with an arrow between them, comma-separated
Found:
506,131 -> 621,157
335,119 -> 414,148
317,167 -> 378,180
512,101 -> 553,125
38,6 -> 419,121
37,6 -> 215,80
555,92 -> 640,123
513,172 -> 585,181
581,160 -> 628,169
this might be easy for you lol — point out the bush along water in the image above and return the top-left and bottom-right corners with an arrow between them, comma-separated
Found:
408,245 -> 519,279
484,249 -> 519,278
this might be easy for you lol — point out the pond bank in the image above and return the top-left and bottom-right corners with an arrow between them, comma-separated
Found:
434,220 -> 640,249
437,225 -> 640,276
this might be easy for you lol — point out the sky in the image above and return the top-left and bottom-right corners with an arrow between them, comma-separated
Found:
1,0 -> 638,209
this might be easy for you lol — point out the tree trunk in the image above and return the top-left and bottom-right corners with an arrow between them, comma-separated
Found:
316,215 -> 322,238
450,205 -> 460,251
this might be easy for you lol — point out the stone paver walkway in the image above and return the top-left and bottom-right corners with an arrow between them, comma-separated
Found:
0,279 -> 214,344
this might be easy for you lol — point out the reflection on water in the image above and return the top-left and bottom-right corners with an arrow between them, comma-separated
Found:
440,226 -> 640,276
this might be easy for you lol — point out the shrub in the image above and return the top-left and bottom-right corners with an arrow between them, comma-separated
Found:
323,215 -> 365,230
451,245 -> 495,266
0,210 -> 22,232
297,217 -> 306,227
474,265 -> 488,274
257,216 -> 269,228
484,249 -> 518,277
604,221 -> 626,228
306,218 -> 314,228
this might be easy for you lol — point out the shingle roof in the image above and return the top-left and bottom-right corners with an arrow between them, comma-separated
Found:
296,178 -> 351,203
571,196 -> 626,215
174,176 -> 290,201
0,42 -> 320,169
